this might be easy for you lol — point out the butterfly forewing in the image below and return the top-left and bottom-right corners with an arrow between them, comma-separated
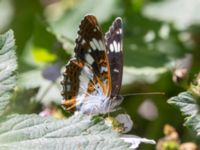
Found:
61,15 -> 112,111
75,15 -> 111,96
105,18 -> 123,98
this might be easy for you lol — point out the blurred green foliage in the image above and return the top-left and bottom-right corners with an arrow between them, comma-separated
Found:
1,0 -> 200,149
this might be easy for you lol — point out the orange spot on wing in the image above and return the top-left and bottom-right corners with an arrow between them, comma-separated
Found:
62,98 -> 76,106
62,97 -> 77,112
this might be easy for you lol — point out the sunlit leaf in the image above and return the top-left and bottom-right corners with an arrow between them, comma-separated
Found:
49,0 -> 121,41
0,0 -> 14,32
186,114 -> 200,135
12,0 -> 42,57
32,47 -> 57,62
143,0 -> 200,29
122,5 -> 188,84
20,17 -> 60,68
168,92 -> 199,116
168,92 -> 200,135
0,114 -> 132,150
0,30 -> 16,116
123,67 -> 167,84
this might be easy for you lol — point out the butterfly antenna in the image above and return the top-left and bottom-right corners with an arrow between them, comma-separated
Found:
122,92 -> 165,97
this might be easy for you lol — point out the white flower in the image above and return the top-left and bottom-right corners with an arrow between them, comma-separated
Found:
121,135 -> 156,149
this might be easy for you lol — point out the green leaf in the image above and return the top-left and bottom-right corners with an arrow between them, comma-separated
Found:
0,114 -> 131,150
10,88 -> 41,114
18,69 -> 61,104
122,4 -> 187,84
168,92 -> 200,135
142,0 -> 200,29
0,30 -> 17,116
168,92 -> 199,116
20,18 -> 60,68
0,0 -> 14,32
49,0 -> 121,41
186,114 -> 200,135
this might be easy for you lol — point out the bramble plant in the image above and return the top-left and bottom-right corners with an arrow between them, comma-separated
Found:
1,0 -> 200,150
0,29 -> 154,150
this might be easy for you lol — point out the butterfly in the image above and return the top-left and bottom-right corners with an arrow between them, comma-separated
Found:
61,15 -> 123,114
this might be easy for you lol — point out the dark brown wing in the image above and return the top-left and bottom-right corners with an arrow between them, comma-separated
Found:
61,15 -> 112,111
61,59 -> 84,111
105,17 -> 123,98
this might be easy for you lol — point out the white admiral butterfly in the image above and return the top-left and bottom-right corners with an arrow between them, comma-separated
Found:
61,15 -> 123,114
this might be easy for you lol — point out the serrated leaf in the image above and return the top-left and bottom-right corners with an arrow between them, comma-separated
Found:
168,92 -> 199,116
0,114 -> 132,150
0,30 -> 17,116
185,114 -> 200,135
168,92 -> 200,135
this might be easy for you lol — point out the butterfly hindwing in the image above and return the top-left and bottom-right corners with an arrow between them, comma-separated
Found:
61,59 -> 101,111
105,18 -> 123,98
61,59 -> 84,111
